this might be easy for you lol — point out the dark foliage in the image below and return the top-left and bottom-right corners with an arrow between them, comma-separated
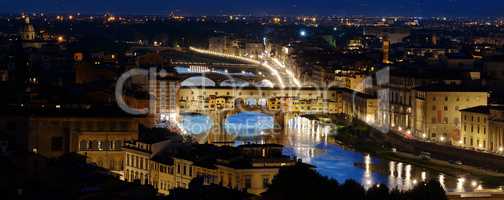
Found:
262,163 -> 339,200
1,153 -> 158,200
405,180 -> 448,200
366,184 -> 390,200
166,176 -> 254,200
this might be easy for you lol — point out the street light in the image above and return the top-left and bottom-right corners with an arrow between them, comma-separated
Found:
300,30 -> 307,37
440,136 -> 445,142
57,36 -> 64,43
471,180 -> 478,187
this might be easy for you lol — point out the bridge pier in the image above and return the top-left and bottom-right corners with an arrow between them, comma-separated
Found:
274,112 -> 299,135
207,110 -> 236,146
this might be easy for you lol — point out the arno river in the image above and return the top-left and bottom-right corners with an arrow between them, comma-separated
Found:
181,112 -> 484,192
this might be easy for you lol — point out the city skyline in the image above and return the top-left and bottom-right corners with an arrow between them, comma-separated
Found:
3,0 -> 504,17
4,1 -> 504,199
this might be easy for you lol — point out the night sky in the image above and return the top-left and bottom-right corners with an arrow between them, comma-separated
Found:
1,0 -> 504,17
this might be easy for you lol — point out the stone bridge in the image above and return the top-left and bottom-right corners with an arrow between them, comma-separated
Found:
182,109 -> 300,145
177,86 -> 341,144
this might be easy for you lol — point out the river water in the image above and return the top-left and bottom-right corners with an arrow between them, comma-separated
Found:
180,112 -> 484,192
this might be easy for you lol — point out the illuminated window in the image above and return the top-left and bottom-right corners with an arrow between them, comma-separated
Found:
79,140 -> 88,151
262,176 -> 270,188
244,175 -> 252,189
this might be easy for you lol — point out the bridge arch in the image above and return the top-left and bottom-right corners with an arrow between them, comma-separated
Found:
245,97 -> 258,106
255,79 -> 275,88
220,78 -> 251,87
258,98 -> 268,107
181,76 -> 216,87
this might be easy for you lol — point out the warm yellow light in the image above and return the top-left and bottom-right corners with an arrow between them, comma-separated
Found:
471,181 -> 478,187
189,46 -> 285,88
57,36 -> 64,42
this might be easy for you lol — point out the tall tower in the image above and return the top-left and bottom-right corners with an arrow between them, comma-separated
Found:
432,34 -> 438,46
21,17 -> 36,41
382,37 -> 391,64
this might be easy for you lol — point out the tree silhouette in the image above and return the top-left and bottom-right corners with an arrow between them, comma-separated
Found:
167,176 -> 253,200
340,179 -> 366,200
262,164 -> 340,200
366,184 -> 390,200
407,180 -> 448,200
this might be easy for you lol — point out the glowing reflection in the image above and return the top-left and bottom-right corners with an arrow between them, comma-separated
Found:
388,161 -> 396,189
456,177 -> 466,192
439,174 -> 446,190
421,171 -> 427,182
231,114 -> 484,193
363,154 -> 373,189
405,164 -> 412,190
286,117 -> 331,163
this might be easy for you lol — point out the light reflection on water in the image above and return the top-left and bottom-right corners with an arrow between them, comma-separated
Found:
181,113 -> 483,192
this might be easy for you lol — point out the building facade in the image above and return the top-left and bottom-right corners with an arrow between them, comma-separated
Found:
123,141 -> 298,196
460,106 -> 504,152
415,86 -> 488,144
177,87 -> 342,114
341,88 -> 378,124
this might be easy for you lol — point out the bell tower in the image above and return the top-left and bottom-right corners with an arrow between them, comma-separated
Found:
21,17 -> 36,41
382,37 -> 391,64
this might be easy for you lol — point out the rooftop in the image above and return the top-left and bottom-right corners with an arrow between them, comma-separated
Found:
337,87 -> 377,99
137,126 -> 182,144
460,105 -> 504,114
414,83 -> 488,93
0,104 -> 147,118
152,143 -> 295,169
